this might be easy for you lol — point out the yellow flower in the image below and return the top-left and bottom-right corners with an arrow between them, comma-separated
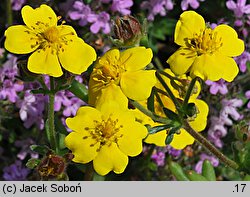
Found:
65,84 -> 147,176
88,47 -> 156,106
140,69 -> 209,149
167,11 -> 244,82
4,4 -> 96,77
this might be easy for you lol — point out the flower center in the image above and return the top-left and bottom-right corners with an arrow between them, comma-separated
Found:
43,26 -> 60,43
187,28 -> 223,55
94,61 -> 125,86
84,116 -> 124,150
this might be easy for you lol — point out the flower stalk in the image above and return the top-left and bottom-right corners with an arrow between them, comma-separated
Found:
6,0 -> 13,26
48,77 -> 58,153
183,77 -> 199,108
184,122 -> 239,170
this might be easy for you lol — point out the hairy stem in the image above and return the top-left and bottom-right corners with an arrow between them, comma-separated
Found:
184,122 -> 239,170
48,77 -> 58,153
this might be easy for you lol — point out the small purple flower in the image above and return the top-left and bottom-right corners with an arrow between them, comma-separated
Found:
245,90 -> 250,108
88,12 -> 111,34
166,145 -> 182,157
221,98 -> 243,122
235,51 -> 250,72
206,79 -> 228,95
0,80 -> 24,103
68,1 -> 92,26
16,91 -> 46,130
111,0 -> 133,15
11,0 -> 26,11
194,153 -> 219,174
63,96 -> 85,117
151,151 -> 166,166
181,0 -> 205,11
226,0 -> 250,18
208,116 -> 228,148
3,160 -> 30,181
54,91 -> 72,112
15,139 -> 39,160
141,0 -> 174,21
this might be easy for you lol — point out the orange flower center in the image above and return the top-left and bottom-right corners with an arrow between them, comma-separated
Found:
43,26 -> 60,43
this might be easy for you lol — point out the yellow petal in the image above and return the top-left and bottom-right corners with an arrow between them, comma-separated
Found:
120,70 -> 156,100
170,128 -> 195,150
4,25 -> 39,54
21,4 -> 57,30
65,131 -> 99,163
190,53 -> 239,82
190,54 -> 222,81
66,106 -> 102,132
167,48 -> 196,76
93,143 -> 128,176
57,25 -> 77,37
118,121 -> 147,156
120,47 -> 153,71
144,130 -> 167,146
188,99 -> 209,132
214,24 -> 245,57
95,84 -> 128,110
59,37 -> 96,75
27,47 -> 63,77
98,48 -> 120,67
175,11 -> 205,46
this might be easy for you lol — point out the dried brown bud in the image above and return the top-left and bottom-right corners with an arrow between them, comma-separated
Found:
113,15 -> 142,46
37,154 -> 66,179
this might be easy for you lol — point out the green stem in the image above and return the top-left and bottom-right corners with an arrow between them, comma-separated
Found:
156,72 -> 182,113
84,163 -> 94,181
158,69 -> 183,83
184,122 -> 239,170
153,56 -> 164,70
48,77 -> 58,153
130,100 -> 172,125
183,77 -> 198,108
6,0 -> 13,26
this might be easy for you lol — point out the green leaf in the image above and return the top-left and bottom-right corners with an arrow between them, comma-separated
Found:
26,158 -> 40,169
165,133 -> 174,145
147,89 -> 155,113
243,174 -> 250,181
202,160 -> 216,181
163,107 -> 180,121
68,79 -> 88,102
186,170 -> 208,181
169,161 -> 190,181
148,124 -> 173,134
30,145 -> 50,155
185,103 -> 197,118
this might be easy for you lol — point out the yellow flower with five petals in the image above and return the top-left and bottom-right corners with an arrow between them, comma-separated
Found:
4,4 -> 96,77
167,11 -> 244,82
88,47 -> 156,106
65,84 -> 147,176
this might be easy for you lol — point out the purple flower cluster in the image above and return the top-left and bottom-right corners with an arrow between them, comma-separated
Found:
226,0 -> 250,37
141,0 -> 174,21
181,0 -> 205,11
0,55 -> 24,103
194,153 -> 219,174
208,98 -> 243,148
151,146 -> 181,167
235,51 -> 250,72
205,79 -> 228,95
68,0 -> 133,34
3,160 -> 30,181
16,91 -> 46,130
